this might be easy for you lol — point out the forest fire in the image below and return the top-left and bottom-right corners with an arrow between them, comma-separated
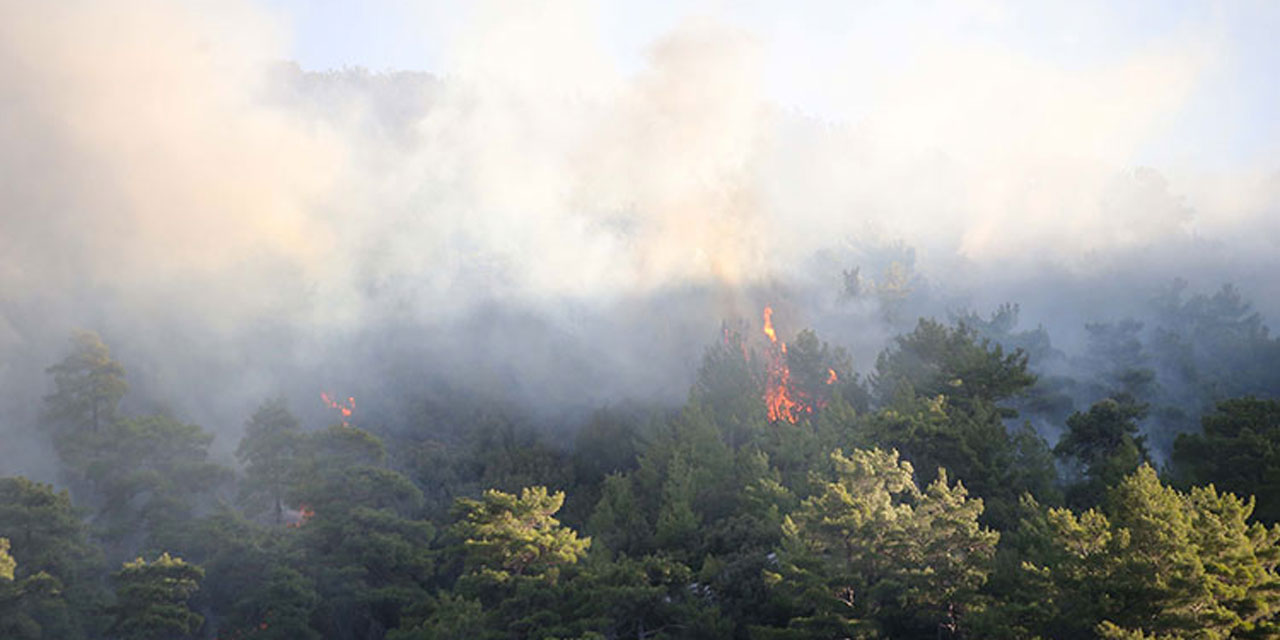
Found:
320,392 -> 355,427
761,307 -> 838,423
286,504 -> 314,528
762,306 -> 801,423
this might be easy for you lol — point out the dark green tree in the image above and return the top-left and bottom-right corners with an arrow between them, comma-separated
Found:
228,565 -> 321,640
294,465 -> 434,640
72,415 -> 230,554
862,318 -> 1054,528
871,318 -> 1035,413
859,392 -> 1056,529
0,537 -> 63,640
691,323 -> 768,449
236,398 -> 305,524
388,592 -> 493,640
1055,398 -> 1151,509
1172,397 -> 1280,523
0,476 -> 104,638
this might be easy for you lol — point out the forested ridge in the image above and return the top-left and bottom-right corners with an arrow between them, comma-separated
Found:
4,285 -> 1280,640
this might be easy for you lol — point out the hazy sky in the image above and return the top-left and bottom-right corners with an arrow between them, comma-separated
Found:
261,0 -> 1279,170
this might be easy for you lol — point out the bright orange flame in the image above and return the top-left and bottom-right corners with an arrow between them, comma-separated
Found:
761,308 -> 838,423
763,307 -> 801,423
762,306 -> 777,343
320,392 -> 355,427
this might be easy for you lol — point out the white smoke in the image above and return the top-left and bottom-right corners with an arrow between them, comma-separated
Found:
0,0 -> 1277,466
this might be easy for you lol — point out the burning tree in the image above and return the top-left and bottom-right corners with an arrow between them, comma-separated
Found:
760,307 -> 844,424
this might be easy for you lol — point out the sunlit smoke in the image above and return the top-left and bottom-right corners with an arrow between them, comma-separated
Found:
0,1 -> 1276,468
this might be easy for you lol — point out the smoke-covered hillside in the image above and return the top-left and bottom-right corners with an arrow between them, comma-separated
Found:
1,3 -> 1279,638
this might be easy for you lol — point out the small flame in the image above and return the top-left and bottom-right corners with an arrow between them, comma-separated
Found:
763,307 -> 801,423
320,392 -> 355,427
762,306 -> 778,343
286,504 -> 314,528
827,368 -> 838,384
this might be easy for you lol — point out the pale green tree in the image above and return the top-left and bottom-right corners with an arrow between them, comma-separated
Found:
1009,465 -> 1280,639
0,538 -> 14,581
452,486 -> 591,581
44,330 -> 128,435
763,448 -> 998,638
109,553 -> 204,640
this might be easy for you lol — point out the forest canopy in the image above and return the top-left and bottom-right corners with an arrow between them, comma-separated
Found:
2,284 -> 1279,640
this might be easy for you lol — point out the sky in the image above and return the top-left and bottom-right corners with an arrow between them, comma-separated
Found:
261,0 -> 1279,170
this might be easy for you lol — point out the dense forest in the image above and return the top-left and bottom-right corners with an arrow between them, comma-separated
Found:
5,0 -> 1280,637
2,282 -> 1280,640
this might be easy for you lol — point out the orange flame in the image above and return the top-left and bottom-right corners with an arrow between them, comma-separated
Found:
762,306 -> 778,343
320,392 -> 355,427
763,307 -> 801,423
761,308 -> 841,423
286,504 -> 314,528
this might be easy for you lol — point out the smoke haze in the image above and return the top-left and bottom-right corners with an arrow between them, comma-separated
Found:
2,0 -> 1278,476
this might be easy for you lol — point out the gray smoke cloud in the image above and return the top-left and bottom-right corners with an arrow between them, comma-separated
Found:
2,0 -> 1278,477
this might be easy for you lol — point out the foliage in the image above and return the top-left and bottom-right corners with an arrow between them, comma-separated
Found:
1055,398 -> 1151,509
0,476 -> 104,638
388,591 -> 493,640
226,565 -> 321,640
76,414 -> 230,554
859,391 -> 1057,530
861,318 -> 1056,529
44,330 -> 128,436
109,552 -> 204,640
1172,397 -> 1280,523
1003,465 -> 1280,639
294,464 -> 434,639
0,538 -> 14,581
236,398 -> 305,524
871,318 -> 1035,412
452,486 -> 590,581
0,538 -> 65,640
16,302 -> 1280,640
763,448 -> 998,638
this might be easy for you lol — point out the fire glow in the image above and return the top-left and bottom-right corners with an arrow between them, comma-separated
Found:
286,504 -> 314,528
761,306 -> 837,423
762,307 -> 799,422
321,392 -> 355,427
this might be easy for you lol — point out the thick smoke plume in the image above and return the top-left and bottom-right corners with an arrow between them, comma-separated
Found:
2,0 -> 1278,476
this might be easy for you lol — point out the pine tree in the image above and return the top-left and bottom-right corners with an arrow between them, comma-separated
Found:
452,486 -> 591,582
109,553 -> 204,640
236,398 -> 305,524
764,448 -> 998,638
